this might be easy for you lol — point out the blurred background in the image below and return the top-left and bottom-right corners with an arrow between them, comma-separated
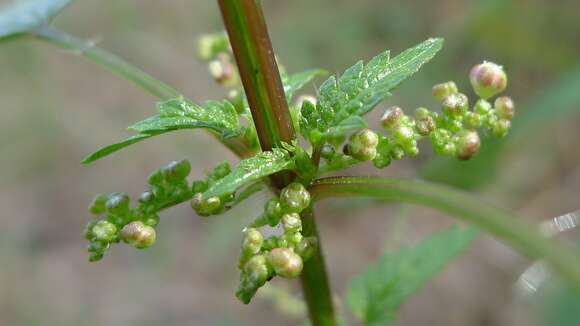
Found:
1,0 -> 580,325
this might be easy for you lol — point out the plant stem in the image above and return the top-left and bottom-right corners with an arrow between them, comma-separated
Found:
310,176 -> 580,293
32,25 -> 254,158
217,1 -> 336,324
33,25 -> 180,100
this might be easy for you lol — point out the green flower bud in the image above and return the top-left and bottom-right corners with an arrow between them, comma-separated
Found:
265,198 -> 283,226
494,96 -> 515,120
280,183 -> 311,213
267,248 -> 303,278
191,193 -> 222,216
88,251 -> 104,262
430,129 -> 451,148
144,214 -> 160,227
84,220 -> 98,240
148,169 -> 164,186
404,140 -> 419,157
242,228 -> 263,255
380,106 -> 404,130
295,237 -> 318,261
348,129 -> 379,161
243,254 -> 270,286
493,119 -> 511,138
281,213 -> 302,233
120,221 -> 156,249
441,142 -> 456,157
415,116 -> 436,136
442,93 -> 469,117
277,237 -> 290,248
284,232 -> 303,246
88,240 -> 107,253
209,53 -> 237,86
474,99 -> 492,115
432,81 -> 458,102
88,194 -> 108,215
162,159 -> 191,182
372,153 -> 392,169
393,125 -> 415,144
320,144 -> 335,160
464,112 -> 483,128
212,162 -> 232,179
191,180 -> 209,194
262,236 -> 279,251
138,190 -> 155,204
454,130 -> 480,160
390,145 -> 405,160
105,193 -> 130,215
92,220 -> 118,242
469,61 -> 508,99
327,133 -> 346,148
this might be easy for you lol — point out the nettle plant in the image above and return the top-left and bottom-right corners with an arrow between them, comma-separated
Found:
3,0 -> 580,325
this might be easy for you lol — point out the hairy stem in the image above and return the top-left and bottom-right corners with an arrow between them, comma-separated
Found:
217,1 -> 336,324
33,25 -> 180,100
310,176 -> 580,293
33,25 -> 253,158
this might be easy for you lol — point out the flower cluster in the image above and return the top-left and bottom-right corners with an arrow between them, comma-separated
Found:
319,61 -> 514,169
236,182 -> 317,304
197,33 -> 239,88
85,159 -> 192,261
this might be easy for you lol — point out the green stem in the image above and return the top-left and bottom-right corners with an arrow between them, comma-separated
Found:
33,25 -> 180,100
217,1 -> 336,324
310,176 -> 580,292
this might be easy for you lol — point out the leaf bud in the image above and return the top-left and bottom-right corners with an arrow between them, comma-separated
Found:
105,193 -> 130,215
432,81 -> 458,102
469,61 -> 508,99
162,159 -> 191,182
88,194 -> 108,215
267,248 -> 303,278
92,220 -> 118,242
380,106 -> 404,130
212,162 -> 232,179
281,213 -> 302,233
280,183 -> 311,213
120,221 -> 156,249
454,130 -> 481,160
148,169 -> 164,186
494,96 -> 515,120
442,93 -> 469,117
138,190 -> 155,204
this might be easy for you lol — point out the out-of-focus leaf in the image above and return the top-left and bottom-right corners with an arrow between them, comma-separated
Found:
300,38 -> 443,144
0,0 -> 72,40
347,226 -> 477,326
202,147 -> 294,199
420,63 -> 580,189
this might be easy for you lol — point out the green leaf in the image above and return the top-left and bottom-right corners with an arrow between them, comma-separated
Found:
202,147 -> 294,199
130,98 -> 243,139
282,69 -> 326,102
347,226 -> 477,326
0,0 -> 72,40
301,38 -> 443,143
81,132 -> 163,165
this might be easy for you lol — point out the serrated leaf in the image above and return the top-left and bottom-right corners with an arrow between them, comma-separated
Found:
0,0 -> 72,40
130,98 -> 243,139
347,226 -> 477,326
301,38 -> 443,143
202,147 -> 294,199
282,69 -> 326,102
81,132 -> 163,165
328,115 -> 368,135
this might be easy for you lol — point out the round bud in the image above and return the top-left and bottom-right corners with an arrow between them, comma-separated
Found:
372,153 -> 392,169
162,159 -> 191,182
348,129 -> 379,161
265,198 -> 283,226
295,237 -> 318,261
191,193 -> 222,216
209,54 -> 237,86
432,81 -> 459,102
243,255 -> 270,285
415,116 -> 436,136
281,213 -> 302,233
242,228 -> 263,254
454,130 -> 480,160
493,119 -> 511,138
474,99 -> 492,115
88,194 -> 108,215
320,144 -> 335,160
144,214 -> 160,227
105,193 -> 130,215
442,93 -> 469,117
138,190 -> 155,204
204,196 -> 222,213
390,145 -> 405,160
262,236 -> 279,251
120,221 -> 156,249
469,61 -> 508,99
393,125 -> 415,144
92,220 -> 118,242
464,112 -> 482,128
280,183 -> 311,213
267,248 -> 303,278
494,96 -> 515,120
295,95 -> 317,108
442,142 -> 456,157
414,107 -> 431,120
430,129 -> 451,148
381,106 -> 404,130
